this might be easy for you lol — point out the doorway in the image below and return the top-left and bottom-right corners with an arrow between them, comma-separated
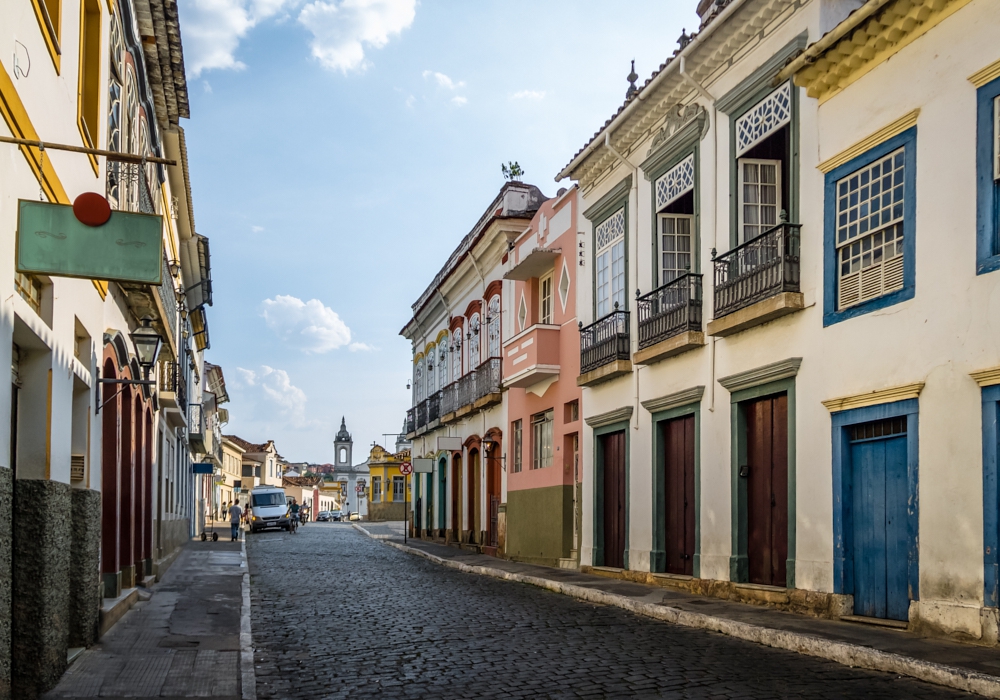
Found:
438,457 -> 447,534
451,454 -> 462,541
485,442 -> 501,548
598,430 -> 626,569
661,415 -> 695,576
744,393 -> 788,587
468,448 -> 480,544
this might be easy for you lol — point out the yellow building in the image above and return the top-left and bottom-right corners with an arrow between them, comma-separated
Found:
220,437 -> 246,513
366,445 -> 411,521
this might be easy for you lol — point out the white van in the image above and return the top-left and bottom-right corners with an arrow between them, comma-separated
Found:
248,486 -> 289,533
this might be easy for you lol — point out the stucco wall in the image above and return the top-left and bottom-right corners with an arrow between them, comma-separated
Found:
505,485 -> 573,565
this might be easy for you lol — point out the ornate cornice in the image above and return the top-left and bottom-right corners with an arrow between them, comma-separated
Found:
585,406 -> 634,429
784,0 -> 975,103
969,58 -> 1000,89
970,367 -> 1000,388
719,358 -> 802,394
640,106 -> 708,180
642,386 -> 705,414
821,382 -> 924,412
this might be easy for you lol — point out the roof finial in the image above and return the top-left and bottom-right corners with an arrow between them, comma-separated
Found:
626,60 -> 638,100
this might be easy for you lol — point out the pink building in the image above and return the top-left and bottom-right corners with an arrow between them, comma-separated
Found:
502,187 -> 582,567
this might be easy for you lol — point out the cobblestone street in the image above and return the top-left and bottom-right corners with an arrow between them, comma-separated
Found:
246,524 -> 971,699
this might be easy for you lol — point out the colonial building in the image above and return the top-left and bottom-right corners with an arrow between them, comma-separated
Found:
559,0 -> 1000,642
365,444 -> 412,522
0,0 -> 220,692
330,418 -> 368,518
220,436 -> 246,512
402,182 -> 546,552
502,187 -> 583,567
225,436 -> 281,488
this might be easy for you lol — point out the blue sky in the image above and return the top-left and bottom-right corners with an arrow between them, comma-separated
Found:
178,0 -> 698,464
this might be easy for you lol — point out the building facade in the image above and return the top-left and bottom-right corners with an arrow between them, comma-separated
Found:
559,0 -> 1000,642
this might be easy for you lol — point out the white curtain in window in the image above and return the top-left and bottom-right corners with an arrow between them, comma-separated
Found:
738,159 -> 780,243
659,214 -> 693,284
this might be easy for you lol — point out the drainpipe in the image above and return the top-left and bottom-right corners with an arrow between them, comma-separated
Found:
603,133 -> 641,431
679,57 -> 719,413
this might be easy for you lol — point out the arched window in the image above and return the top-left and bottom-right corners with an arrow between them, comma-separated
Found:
487,296 -> 501,359
426,348 -> 436,396
414,358 -> 424,402
452,328 -> 463,379
468,313 -> 481,369
438,341 -> 448,389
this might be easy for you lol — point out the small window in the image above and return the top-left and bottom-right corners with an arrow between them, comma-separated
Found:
595,208 -> 626,318
512,419 -> 522,473
392,476 -> 404,501
531,410 -> 554,470
539,273 -> 553,324
564,400 -> 579,423
78,0 -> 101,147
558,262 -> 570,311
372,476 -> 382,503
15,272 -> 42,316
739,159 -> 781,242
659,215 -> 693,283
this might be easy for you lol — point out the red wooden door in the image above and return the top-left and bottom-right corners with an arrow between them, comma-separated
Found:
745,394 -> 788,587
451,455 -> 462,540
663,415 -> 695,576
485,446 -> 500,547
601,431 -> 626,569
468,449 -> 480,543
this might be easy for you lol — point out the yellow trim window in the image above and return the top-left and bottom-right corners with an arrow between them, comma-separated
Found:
15,272 -> 43,315
78,0 -> 102,151
31,0 -> 62,71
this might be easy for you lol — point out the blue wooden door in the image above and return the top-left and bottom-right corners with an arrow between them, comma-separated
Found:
850,420 -> 909,620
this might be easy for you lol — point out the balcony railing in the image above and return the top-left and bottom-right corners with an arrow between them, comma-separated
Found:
405,408 -> 415,435
421,359 -> 501,424
637,274 -> 703,349
159,361 -> 187,412
415,398 -> 427,429
475,357 -> 502,399
580,308 -> 630,374
427,390 -> 441,423
713,221 -> 801,319
189,403 -> 206,452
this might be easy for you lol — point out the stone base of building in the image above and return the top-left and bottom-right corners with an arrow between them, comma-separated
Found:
504,485 -> 573,566
12,478 -> 72,699
910,600 -> 1000,646
367,503 -> 405,521
0,468 -> 12,700
69,489 -> 101,648
581,565 -> 853,620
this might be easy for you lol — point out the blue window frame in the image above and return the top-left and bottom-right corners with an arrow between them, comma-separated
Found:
976,76 -> 1000,275
823,127 -> 917,326
981,385 -> 1000,608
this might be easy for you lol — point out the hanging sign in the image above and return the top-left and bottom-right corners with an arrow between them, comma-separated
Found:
193,462 -> 213,474
412,458 -> 434,473
437,436 -> 463,451
17,199 -> 163,284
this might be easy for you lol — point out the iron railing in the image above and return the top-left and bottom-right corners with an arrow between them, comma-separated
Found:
579,308 -> 630,374
475,358 -> 502,398
713,221 -> 801,318
637,274 -> 703,349
405,408 -> 415,435
159,361 -> 187,412
415,398 -> 427,429
158,257 -> 178,338
427,390 -> 441,423
421,359 -> 501,421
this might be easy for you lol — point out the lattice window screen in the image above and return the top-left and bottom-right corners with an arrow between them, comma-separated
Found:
655,154 -> 695,211
735,82 -> 791,156
596,208 -> 625,251
837,147 -> 906,309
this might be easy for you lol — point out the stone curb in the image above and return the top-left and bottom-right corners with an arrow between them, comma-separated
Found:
351,523 -> 392,540
240,538 -> 256,700
363,532 -> 1000,699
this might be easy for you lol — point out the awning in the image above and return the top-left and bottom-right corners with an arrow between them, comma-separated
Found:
503,248 -> 561,281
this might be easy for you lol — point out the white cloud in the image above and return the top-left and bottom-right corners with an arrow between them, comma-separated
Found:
179,0 -> 295,78
298,0 -> 416,73
260,295 -> 351,353
235,367 -> 258,386
203,81 -> 214,93
422,70 -> 464,90
235,365 -> 314,425
450,96 -> 467,106
511,90 -> 545,100
348,341 -> 376,352
251,225 -> 264,232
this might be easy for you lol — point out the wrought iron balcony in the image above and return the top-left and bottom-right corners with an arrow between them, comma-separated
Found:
415,398 -> 427,430
637,274 -> 703,349
189,403 -> 206,453
158,361 -> 187,413
475,358 -> 502,404
579,308 -> 630,374
712,220 -> 801,319
405,408 -> 415,435
427,390 -> 441,423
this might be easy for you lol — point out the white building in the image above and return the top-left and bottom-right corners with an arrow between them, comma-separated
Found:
560,0 -> 1000,642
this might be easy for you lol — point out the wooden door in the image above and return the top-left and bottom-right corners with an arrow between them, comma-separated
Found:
468,449 -> 480,543
601,431 -> 626,569
745,394 -> 788,587
662,415 -> 695,576
451,455 -> 462,540
851,419 -> 909,620
485,446 -> 500,547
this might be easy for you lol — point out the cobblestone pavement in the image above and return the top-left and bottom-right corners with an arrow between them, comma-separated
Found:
247,524 -> 971,699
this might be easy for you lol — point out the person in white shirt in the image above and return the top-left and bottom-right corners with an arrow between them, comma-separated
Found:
228,501 -> 243,541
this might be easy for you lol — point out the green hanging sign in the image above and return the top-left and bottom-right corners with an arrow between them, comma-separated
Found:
16,200 -> 163,285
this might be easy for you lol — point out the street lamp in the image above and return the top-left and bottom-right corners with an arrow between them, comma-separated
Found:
96,316 -> 163,414
482,438 -> 506,472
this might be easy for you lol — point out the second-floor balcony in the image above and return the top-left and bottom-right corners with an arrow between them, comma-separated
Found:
406,358 -> 503,437
409,390 -> 443,436
503,324 -> 560,389
158,361 -> 187,426
707,220 -> 804,338
188,403 -> 206,453
634,273 -> 705,365
578,308 -> 631,387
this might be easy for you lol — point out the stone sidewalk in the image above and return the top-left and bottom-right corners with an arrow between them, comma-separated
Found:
357,523 -> 1000,698
43,539 -> 249,700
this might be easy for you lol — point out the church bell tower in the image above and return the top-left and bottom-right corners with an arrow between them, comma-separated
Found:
334,417 -> 353,467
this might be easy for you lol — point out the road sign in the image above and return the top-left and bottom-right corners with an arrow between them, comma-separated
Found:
355,485 -> 364,493
399,461 -> 413,475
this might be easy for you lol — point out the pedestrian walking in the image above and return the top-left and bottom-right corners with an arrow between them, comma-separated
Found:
228,500 -> 243,541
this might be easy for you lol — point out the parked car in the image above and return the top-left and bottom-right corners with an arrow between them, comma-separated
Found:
331,510 -> 343,522
316,511 -> 333,522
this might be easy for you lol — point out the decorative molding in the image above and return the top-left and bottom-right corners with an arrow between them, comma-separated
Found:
642,386 -> 705,414
821,382 -> 925,412
969,59 -> 1000,89
641,105 -> 708,178
585,405 -> 634,429
818,110 -> 919,174
583,174 -> 632,223
735,82 -> 791,156
789,0 -> 976,102
970,367 -> 1000,388
717,31 -> 808,115
718,358 -> 802,393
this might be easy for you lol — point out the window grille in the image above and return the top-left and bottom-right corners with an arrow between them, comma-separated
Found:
738,159 -> 780,242
512,419 -> 523,473
540,274 -> 553,324
655,154 -> 695,211
849,416 -> 906,442
596,208 -> 626,318
837,147 -> 906,309
659,214 -> 693,284
735,82 -> 791,156
531,410 -> 554,470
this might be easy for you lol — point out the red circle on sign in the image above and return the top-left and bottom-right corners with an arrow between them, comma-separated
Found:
73,192 -> 112,227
